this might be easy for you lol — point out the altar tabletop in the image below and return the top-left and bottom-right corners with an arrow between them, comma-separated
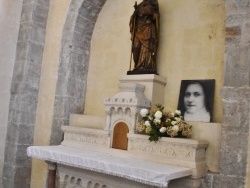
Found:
27,145 -> 192,187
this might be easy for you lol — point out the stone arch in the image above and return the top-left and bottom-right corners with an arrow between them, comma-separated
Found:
117,107 -> 123,115
50,0 -> 107,145
125,108 -> 132,115
94,183 -> 100,188
70,177 -> 75,184
87,181 -> 93,188
64,175 -> 69,183
2,0 -> 51,187
111,118 -> 132,134
76,178 -> 82,186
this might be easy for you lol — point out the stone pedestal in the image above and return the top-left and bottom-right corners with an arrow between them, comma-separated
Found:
119,74 -> 167,108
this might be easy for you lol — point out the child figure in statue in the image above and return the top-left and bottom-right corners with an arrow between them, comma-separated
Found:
129,0 -> 160,74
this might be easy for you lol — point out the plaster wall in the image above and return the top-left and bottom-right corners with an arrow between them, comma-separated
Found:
85,0 -> 225,123
31,0 -> 71,187
0,0 -> 23,185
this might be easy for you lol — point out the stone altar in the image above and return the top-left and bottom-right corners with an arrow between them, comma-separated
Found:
27,75 -> 209,188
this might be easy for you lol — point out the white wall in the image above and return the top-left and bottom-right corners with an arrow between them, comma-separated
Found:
0,0 -> 23,185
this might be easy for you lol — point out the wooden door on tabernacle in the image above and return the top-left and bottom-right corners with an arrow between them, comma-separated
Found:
112,122 -> 129,150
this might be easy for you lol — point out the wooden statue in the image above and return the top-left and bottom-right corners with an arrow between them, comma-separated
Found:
128,0 -> 160,75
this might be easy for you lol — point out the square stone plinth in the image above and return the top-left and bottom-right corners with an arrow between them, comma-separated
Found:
119,74 -> 166,108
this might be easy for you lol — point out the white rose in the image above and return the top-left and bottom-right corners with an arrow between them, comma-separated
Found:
140,109 -> 149,117
159,127 -> 167,133
172,125 -> 179,132
175,117 -> 181,123
154,119 -> 161,124
155,111 -> 162,119
171,121 -> 177,125
175,110 -> 181,115
145,121 -> 151,127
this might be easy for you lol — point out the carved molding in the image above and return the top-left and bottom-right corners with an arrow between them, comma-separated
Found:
127,134 -> 208,178
62,126 -> 110,148
64,132 -> 109,147
128,138 -> 195,160
57,164 -> 152,188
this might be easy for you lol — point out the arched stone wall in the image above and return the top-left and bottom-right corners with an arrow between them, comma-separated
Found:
2,0 -> 108,187
0,0 -> 23,186
2,0 -> 50,187
50,0 -> 107,145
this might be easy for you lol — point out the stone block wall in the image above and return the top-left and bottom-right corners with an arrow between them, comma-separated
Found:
2,0 -> 50,187
50,0 -> 107,145
0,0 -> 23,187
202,0 -> 250,187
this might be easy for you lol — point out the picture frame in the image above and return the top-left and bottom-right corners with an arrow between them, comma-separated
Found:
177,79 -> 215,122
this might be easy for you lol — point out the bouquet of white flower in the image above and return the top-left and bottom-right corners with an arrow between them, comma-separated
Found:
137,104 -> 192,142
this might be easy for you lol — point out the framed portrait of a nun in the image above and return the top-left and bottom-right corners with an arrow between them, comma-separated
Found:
177,79 -> 215,122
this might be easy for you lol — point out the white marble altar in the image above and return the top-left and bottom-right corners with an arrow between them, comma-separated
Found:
27,75 -> 209,188
27,121 -> 208,188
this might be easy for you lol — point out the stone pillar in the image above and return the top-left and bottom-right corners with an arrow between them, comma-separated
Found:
202,1 -> 250,187
51,0 -> 107,145
2,0 -> 50,187
0,0 -> 23,186
119,74 -> 167,108
219,87 -> 249,186
104,110 -> 111,131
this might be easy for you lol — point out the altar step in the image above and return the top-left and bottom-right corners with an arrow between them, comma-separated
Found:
27,145 -> 192,188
